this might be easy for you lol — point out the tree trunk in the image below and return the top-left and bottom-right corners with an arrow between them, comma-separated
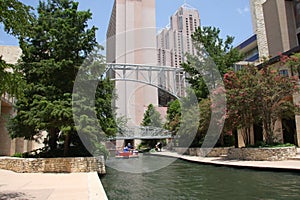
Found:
234,129 -> 239,148
64,132 -> 70,157
49,128 -> 58,150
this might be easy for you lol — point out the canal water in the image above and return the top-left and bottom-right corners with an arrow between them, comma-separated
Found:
100,156 -> 300,200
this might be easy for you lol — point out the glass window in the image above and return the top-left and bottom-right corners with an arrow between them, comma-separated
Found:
279,69 -> 289,77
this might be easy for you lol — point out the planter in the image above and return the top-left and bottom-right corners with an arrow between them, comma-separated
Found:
227,146 -> 296,161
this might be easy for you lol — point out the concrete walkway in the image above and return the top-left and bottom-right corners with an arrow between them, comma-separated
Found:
151,150 -> 300,171
0,169 -> 108,200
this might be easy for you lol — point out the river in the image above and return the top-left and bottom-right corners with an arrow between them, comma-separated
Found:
100,156 -> 300,200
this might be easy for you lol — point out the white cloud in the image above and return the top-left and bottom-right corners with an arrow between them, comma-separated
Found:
237,6 -> 250,15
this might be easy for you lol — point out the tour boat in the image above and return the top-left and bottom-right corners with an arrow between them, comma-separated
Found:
115,150 -> 139,159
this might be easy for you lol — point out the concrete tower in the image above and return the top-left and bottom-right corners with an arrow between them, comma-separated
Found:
106,0 -> 158,126
250,0 -> 299,58
157,4 -> 200,68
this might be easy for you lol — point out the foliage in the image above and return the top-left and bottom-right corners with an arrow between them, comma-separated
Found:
224,64 -> 298,145
141,104 -> 162,128
0,0 -> 33,97
247,142 -> 295,148
0,0 -> 34,37
0,59 -> 25,98
280,52 -> 300,77
12,152 -> 23,158
165,99 -> 181,133
8,0 -> 110,157
182,26 -> 243,100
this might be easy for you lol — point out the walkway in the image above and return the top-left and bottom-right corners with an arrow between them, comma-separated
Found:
0,169 -> 108,200
151,150 -> 300,172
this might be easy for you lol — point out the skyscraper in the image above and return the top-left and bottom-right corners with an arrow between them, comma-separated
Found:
156,4 -> 200,105
250,0 -> 300,59
157,4 -> 200,68
106,0 -> 158,126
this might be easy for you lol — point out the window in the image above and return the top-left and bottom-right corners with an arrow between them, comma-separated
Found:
279,69 -> 289,77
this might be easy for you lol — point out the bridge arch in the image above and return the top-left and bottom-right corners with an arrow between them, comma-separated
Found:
105,63 -> 188,100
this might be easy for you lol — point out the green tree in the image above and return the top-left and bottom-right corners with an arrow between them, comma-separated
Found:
165,99 -> 181,133
8,0 -> 98,156
0,59 -> 24,97
224,63 -> 298,145
0,0 -> 33,97
141,104 -> 162,128
179,26 -> 241,146
182,26 -> 243,100
0,0 -> 33,37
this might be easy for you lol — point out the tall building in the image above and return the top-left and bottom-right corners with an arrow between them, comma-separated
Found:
157,4 -> 200,68
250,0 -> 300,59
106,0 -> 158,126
156,4 -> 200,105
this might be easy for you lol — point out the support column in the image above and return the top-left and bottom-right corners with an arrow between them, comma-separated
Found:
295,115 -> 300,146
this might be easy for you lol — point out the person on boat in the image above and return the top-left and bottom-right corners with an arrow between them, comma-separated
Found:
127,143 -> 133,150
157,142 -> 162,151
123,146 -> 129,152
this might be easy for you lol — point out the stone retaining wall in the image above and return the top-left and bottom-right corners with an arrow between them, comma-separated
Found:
227,147 -> 297,161
174,147 -> 230,157
0,156 -> 106,174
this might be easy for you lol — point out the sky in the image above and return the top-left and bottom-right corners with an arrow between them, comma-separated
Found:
0,0 -> 253,47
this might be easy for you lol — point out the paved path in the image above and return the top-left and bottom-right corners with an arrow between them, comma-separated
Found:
0,170 -> 108,200
151,150 -> 300,171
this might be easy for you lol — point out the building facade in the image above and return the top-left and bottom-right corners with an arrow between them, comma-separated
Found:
106,0 -> 158,127
0,46 -> 45,156
157,4 -> 200,68
156,4 -> 200,105
235,0 -> 300,147
250,0 -> 300,59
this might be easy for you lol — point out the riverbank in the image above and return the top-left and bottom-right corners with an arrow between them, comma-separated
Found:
151,150 -> 300,172
0,169 -> 108,200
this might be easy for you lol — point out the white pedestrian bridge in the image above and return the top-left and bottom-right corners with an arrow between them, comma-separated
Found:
105,63 -> 187,99
111,126 -> 173,140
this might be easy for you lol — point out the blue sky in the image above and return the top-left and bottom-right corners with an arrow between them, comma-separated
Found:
0,0 -> 253,47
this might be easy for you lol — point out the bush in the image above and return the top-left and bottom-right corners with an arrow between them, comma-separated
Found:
247,142 -> 295,148
12,152 -> 23,158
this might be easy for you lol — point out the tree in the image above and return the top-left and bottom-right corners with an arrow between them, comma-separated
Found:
179,26 -> 241,146
8,0 -> 99,156
0,59 -> 24,97
224,63 -> 298,145
182,26 -> 243,100
0,0 -> 33,37
165,99 -> 181,133
141,104 -> 162,128
0,0 -> 33,97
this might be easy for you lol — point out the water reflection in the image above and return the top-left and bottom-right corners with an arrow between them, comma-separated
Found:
105,154 -> 177,173
101,157 -> 300,200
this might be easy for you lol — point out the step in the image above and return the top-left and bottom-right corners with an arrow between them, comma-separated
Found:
288,154 -> 300,161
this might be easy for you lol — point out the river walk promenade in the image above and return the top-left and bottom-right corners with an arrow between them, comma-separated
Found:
0,169 -> 108,200
1,150 -> 300,200
151,149 -> 300,171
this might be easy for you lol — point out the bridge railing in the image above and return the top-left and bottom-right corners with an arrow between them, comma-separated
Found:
108,126 -> 173,140
105,63 -> 188,98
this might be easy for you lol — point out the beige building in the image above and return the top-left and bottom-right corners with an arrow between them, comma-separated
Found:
250,0 -> 300,59
235,0 -> 300,147
156,4 -> 200,105
157,4 -> 200,67
106,0 -> 158,128
0,46 -> 45,156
